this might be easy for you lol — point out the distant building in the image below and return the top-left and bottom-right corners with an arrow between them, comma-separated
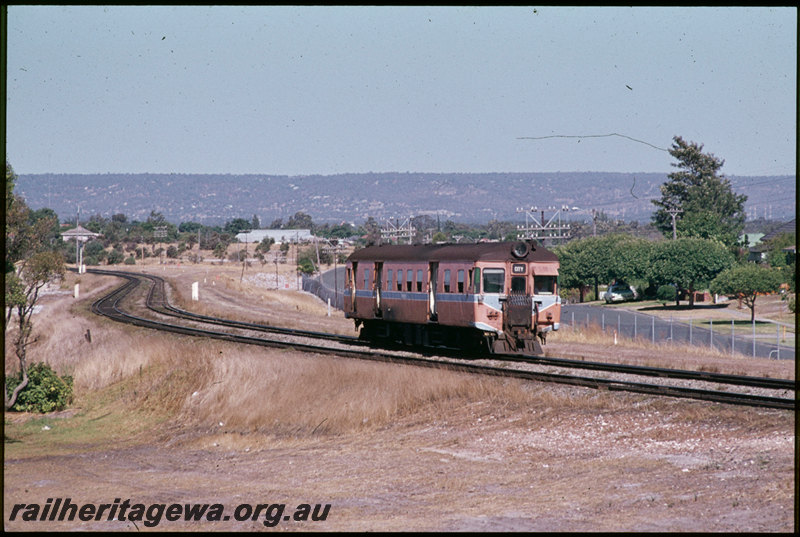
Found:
235,229 -> 314,244
747,219 -> 796,262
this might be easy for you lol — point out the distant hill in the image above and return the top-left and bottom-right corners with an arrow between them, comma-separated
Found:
15,172 -> 795,226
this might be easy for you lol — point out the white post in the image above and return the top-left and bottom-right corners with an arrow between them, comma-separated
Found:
192,282 -> 199,301
327,297 -> 331,317
74,284 -> 79,299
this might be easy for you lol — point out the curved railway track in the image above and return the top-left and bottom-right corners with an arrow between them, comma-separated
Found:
87,269 -> 796,410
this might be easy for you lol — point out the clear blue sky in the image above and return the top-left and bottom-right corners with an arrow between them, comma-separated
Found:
5,6 -> 797,176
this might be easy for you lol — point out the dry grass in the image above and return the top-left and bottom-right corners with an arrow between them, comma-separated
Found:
6,267 -> 791,449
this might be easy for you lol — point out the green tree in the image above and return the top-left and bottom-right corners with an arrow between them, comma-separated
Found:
224,218 -> 251,235
5,162 -> 67,410
710,264 -> 785,322
286,211 -> 313,230
554,236 -> 613,301
650,237 -> 734,307
651,136 -> 747,248
255,236 -> 274,254
762,232 -> 796,268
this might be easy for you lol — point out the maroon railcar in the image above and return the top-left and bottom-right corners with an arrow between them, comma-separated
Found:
343,241 -> 560,354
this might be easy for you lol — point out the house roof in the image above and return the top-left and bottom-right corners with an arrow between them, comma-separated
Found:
234,229 -> 314,243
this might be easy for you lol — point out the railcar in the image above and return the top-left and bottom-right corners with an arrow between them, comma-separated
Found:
343,240 -> 560,354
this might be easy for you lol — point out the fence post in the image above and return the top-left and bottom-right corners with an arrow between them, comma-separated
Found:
602,312 -> 605,332
776,325 -> 781,360
752,320 -> 756,358
710,319 -> 713,351
731,319 -> 734,356
689,318 -> 692,345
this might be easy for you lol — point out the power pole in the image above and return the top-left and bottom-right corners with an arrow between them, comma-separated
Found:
381,216 -> 415,244
667,207 -> 683,240
516,206 -> 572,245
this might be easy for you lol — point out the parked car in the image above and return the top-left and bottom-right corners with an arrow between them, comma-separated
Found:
603,283 -> 636,303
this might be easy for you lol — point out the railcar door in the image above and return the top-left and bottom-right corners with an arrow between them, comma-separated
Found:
350,262 -> 358,314
428,262 -> 438,321
374,262 -> 383,317
505,274 -> 533,333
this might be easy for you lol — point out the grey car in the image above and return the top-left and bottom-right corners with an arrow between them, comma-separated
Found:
603,283 -> 635,303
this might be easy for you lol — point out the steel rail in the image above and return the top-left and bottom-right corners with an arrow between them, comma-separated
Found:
87,270 -> 796,411
119,269 -> 795,392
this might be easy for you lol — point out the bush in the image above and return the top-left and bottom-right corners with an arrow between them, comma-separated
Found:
6,363 -> 74,413
124,256 -> 136,265
657,284 -> 677,306
107,248 -> 125,265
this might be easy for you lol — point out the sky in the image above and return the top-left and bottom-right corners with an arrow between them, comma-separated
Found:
4,5 -> 797,177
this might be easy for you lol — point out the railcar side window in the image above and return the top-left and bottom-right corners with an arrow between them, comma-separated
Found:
397,270 -> 403,291
406,269 -> 413,291
444,269 -> 451,293
457,270 -> 465,293
387,269 -> 393,291
534,275 -> 556,295
472,268 -> 481,293
416,269 -> 423,292
345,268 -> 352,289
364,268 -> 370,290
483,268 -> 505,294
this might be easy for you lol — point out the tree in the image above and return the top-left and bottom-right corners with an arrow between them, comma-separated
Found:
651,136 -> 747,248
553,236 -> 613,302
5,162 -> 66,409
710,264 -> 785,322
224,218 -> 251,235
650,237 -> 734,307
286,211 -> 313,230
255,236 -> 274,254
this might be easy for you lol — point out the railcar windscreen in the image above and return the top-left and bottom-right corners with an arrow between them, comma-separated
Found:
534,275 -> 556,295
483,268 -> 505,294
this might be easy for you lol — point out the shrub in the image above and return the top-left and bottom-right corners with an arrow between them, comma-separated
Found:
124,256 -> 136,265
657,284 -> 677,306
107,248 -> 125,265
6,363 -> 74,413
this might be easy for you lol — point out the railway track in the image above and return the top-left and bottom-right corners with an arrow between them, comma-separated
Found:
87,269 -> 796,411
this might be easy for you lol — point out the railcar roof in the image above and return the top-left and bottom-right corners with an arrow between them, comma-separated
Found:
346,242 -> 558,263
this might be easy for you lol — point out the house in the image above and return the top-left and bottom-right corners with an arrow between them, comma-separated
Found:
747,219 -> 796,262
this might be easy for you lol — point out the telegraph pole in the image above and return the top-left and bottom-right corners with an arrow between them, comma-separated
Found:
516,206 -> 573,245
381,216 -> 416,244
667,207 -> 683,240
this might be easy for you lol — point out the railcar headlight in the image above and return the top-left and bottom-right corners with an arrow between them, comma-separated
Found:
511,241 -> 530,259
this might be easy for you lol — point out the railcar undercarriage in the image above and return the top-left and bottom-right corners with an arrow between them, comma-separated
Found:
355,319 -> 544,356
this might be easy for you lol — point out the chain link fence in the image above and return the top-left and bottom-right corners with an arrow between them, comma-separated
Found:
562,305 -> 794,360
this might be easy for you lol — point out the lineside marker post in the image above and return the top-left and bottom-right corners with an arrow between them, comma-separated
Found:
192,282 -> 199,301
